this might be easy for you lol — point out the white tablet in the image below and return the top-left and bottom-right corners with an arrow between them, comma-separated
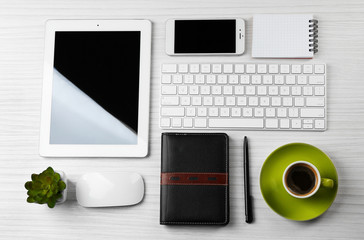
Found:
40,20 -> 152,157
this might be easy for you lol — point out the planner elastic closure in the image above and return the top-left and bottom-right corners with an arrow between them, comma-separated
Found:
161,172 -> 228,185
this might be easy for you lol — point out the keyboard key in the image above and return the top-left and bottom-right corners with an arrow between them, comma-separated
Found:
172,74 -> 182,84
268,86 -> 278,95
315,119 -> 325,129
314,64 -> 325,74
220,108 -> 230,117
240,75 -> 250,84
286,75 -> 296,84
209,108 -> 218,117
257,64 -> 267,73
161,85 -> 177,95
192,96 -> 202,106
200,86 -> 210,95
186,107 -> 196,116
217,75 -> 228,84
249,97 -> 259,106
291,65 -> 302,74
228,75 -> 239,84
303,123 -> 313,129
203,96 -> 213,106
288,108 -> 299,117
280,64 -> 290,73
235,86 -> 244,95
206,75 -> 216,84
212,64 -> 222,73
172,118 -> 182,127
292,119 -> 302,129
303,86 -> 313,96
197,107 -> 207,116
297,76 -> 308,84
266,108 -> 276,117
209,119 -> 264,128
226,96 -> 236,106
266,119 -> 278,128
294,97 -> 304,107
161,96 -> 179,106
271,97 -> 281,106
254,108 -> 264,117
162,64 -> 177,73
309,76 -> 325,85
246,64 -> 256,73
237,96 -> 247,106
195,74 -> 204,84
189,85 -> 199,95
161,107 -> 184,116
314,86 -> 325,96
269,64 -> 279,74
280,119 -> 290,128
260,97 -> 270,106
161,74 -> 172,84
263,75 -> 273,84
232,108 -> 242,117
280,86 -> 290,96
160,118 -> 170,127
201,64 -> 211,73
223,86 -> 233,95
252,75 -> 262,84
303,64 -> 313,74
183,118 -> 193,128
195,119 -> 207,128
189,64 -> 199,73
181,96 -> 190,105
223,64 -> 233,73
291,86 -> 302,96
277,108 -> 287,117
212,86 -> 222,95
301,109 -> 325,118
257,86 -> 267,95
246,86 -> 256,95
215,97 -> 224,106
283,97 -> 293,107
274,75 -> 284,85
178,85 -> 188,95
243,108 -> 253,117
235,64 -> 245,73
184,74 -> 194,84
178,64 -> 188,73
306,97 -> 325,107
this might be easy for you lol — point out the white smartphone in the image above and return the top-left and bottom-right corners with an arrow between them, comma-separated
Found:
166,18 -> 245,56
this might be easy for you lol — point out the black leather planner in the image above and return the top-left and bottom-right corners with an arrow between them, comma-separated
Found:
160,133 -> 229,225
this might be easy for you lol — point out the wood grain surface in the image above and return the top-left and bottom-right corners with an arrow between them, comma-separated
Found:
0,0 -> 364,239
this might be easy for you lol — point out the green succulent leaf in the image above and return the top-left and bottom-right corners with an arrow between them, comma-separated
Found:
31,174 -> 38,181
24,181 -> 32,190
27,197 -> 35,203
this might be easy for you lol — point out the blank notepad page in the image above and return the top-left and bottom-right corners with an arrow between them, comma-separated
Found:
252,14 -> 314,58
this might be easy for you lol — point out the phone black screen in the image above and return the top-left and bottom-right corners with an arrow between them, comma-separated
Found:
174,20 -> 236,53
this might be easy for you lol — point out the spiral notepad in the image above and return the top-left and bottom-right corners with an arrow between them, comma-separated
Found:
252,14 -> 318,58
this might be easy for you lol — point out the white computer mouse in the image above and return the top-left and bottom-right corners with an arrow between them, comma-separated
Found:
76,172 -> 144,207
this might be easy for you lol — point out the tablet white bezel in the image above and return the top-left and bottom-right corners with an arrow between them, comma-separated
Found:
40,20 -> 151,157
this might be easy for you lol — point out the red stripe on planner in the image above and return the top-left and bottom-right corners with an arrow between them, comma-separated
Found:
161,172 -> 228,186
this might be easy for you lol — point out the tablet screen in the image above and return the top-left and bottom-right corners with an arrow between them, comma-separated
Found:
50,31 -> 140,145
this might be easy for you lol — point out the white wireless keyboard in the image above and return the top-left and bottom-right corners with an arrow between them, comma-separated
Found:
160,63 -> 326,131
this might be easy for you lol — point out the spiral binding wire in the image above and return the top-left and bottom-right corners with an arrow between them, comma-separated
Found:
309,19 -> 318,53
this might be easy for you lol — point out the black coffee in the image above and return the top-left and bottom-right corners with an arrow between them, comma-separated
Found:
286,164 -> 317,195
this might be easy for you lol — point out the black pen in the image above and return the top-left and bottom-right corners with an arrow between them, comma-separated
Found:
244,136 -> 253,223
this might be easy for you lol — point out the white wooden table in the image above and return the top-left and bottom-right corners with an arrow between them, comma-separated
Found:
1,0 -> 364,239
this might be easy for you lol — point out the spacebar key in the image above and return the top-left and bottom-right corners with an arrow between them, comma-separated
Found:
209,119 -> 264,128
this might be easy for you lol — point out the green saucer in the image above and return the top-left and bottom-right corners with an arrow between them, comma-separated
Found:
260,143 -> 338,221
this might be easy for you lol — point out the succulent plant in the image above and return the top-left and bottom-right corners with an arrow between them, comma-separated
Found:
24,167 -> 66,208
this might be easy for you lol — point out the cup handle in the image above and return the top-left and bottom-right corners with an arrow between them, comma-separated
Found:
321,178 -> 334,188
